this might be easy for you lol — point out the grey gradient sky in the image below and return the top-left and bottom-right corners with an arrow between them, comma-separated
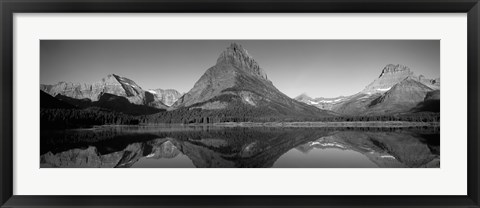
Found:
41,40 -> 439,98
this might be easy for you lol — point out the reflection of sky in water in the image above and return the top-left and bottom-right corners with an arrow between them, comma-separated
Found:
273,148 -> 378,168
131,154 -> 195,168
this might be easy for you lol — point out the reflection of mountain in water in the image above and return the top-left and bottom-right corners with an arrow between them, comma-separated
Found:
40,127 -> 439,168
294,131 -> 439,168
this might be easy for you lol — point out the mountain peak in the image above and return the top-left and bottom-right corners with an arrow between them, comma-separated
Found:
172,43 -> 333,119
394,77 -> 432,90
216,43 -> 268,80
216,43 -> 254,65
362,64 -> 414,94
379,64 -> 411,78
101,74 -> 121,84
230,42 -> 248,54
105,73 -> 120,79
295,93 -> 312,101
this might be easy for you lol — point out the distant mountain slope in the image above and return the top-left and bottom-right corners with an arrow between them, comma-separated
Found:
363,64 -> 439,94
41,74 -> 144,102
295,64 -> 440,116
411,90 -> 440,113
366,78 -> 433,115
41,74 -> 169,109
172,43 -> 334,119
293,93 -> 313,104
417,75 -> 440,90
294,93 -> 347,110
94,93 -> 165,116
363,64 -> 415,94
147,89 -> 182,106
330,93 -> 382,115
54,94 -> 92,108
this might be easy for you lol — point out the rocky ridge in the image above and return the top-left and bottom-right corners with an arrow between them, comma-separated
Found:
363,64 -> 439,94
147,89 -> 183,107
294,93 -> 347,111
41,74 -> 169,109
366,77 -> 434,114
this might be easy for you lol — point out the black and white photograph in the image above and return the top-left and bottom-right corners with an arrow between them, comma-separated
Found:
39,40 -> 440,168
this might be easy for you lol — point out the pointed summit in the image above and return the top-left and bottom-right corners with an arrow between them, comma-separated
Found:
216,43 -> 268,80
216,43 -> 252,64
172,43 -> 332,119
391,77 -> 433,92
378,64 -> 413,78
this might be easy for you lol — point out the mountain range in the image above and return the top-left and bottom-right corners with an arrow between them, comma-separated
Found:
41,43 -> 439,121
41,74 -> 183,114
294,64 -> 440,115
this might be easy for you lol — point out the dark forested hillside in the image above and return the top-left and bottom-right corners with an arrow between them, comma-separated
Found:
41,108 -> 140,129
41,91 -> 141,129
55,92 -> 165,116
41,90 -> 75,109
411,90 -> 440,113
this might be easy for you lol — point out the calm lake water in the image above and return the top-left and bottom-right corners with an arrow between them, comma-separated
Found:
40,125 -> 440,168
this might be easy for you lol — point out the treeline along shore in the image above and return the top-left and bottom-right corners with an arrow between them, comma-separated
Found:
210,121 -> 439,128
41,106 -> 439,129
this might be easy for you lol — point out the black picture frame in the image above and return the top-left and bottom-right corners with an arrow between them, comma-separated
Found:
1,0 -> 479,207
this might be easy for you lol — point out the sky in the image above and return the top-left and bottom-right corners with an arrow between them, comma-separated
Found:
41,40 -> 439,98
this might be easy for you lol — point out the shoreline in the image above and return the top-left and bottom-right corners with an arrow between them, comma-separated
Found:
211,121 -> 439,128
138,121 -> 440,128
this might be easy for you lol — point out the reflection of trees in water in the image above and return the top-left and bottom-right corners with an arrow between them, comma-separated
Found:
41,130 -> 161,155
40,127 -> 440,168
